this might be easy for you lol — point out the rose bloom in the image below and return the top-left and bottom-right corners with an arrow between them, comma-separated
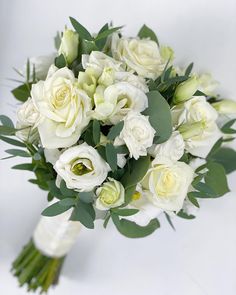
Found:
142,156 -> 194,212
31,66 -> 92,148
111,33 -> 166,79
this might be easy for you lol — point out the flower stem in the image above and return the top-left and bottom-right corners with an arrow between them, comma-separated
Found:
12,239 -> 65,293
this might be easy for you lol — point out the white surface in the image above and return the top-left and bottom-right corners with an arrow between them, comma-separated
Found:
0,0 -> 236,294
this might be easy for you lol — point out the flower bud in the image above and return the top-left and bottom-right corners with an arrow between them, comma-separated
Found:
95,178 -> 125,210
98,67 -> 115,87
178,121 -> 205,140
212,99 -> 236,114
173,76 -> 199,104
59,29 -> 79,64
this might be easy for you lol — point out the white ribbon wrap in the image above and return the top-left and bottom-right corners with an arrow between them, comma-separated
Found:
33,209 -> 82,258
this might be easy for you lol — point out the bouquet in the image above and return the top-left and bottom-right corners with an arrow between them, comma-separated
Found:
1,17 -> 236,293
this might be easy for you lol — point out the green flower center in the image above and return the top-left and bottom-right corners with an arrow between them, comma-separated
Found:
71,158 -> 93,176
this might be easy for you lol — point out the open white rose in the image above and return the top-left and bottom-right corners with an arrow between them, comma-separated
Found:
172,96 -> 222,158
16,98 -> 41,142
111,33 -> 165,79
114,71 -> 149,93
115,111 -> 155,160
142,156 -> 194,212
82,51 -> 123,77
31,66 -> 92,149
93,82 -> 148,124
95,178 -> 125,210
148,131 -> 185,161
54,143 -> 110,192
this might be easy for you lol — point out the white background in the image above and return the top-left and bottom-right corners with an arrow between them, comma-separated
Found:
0,0 -> 236,294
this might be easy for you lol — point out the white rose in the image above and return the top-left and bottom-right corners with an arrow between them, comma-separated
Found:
59,29 -> 79,64
31,66 -> 92,149
44,148 -> 62,165
111,33 -> 165,79
54,143 -> 110,192
82,51 -> 123,77
16,98 -> 41,142
142,156 -> 194,212
95,178 -> 125,210
148,131 -> 185,161
23,53 -> 56,81
114,71 -> 149,93
115,111 -> 155,160
172,96 -> 222,157
93,82 -> 148,124
125,184 -> 162,226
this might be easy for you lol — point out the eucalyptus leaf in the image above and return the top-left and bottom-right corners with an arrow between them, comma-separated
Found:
69,17 -> 93,41
105,143 -> 117,171
92,120 -> 100,145
5,149 -> 30,158
142,91 -> 172,143
221,119 -> 236,134
79,191 -> 95,203
111,208 -> 139,216
0,115 -> 14,128
0,135 -> 25,147
138,24 -> 159,45
12,84 -> 31,102
70,202 -> 95,229
208,148 -> 236,174
41,201 -> 72,217
177,210 -> 195,219
95,26 -> 122,41
107,121 -> 124,141
12,163 -> 35,171
55,54 -> 66,68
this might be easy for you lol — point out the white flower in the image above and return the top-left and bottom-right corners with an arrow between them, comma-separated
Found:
111,33 -> 165,79
125,184 -> 162,226
54,143 -> 110,192
23,53 -> 56,81
95,178 -> 125,210
142,156 -> 194,212
114,71 -> 149,93
59,29 -> 79,64
82,51 -> 123,77
93,82 -> 148,124
173,76 -> 199,104
172,96 -> 222,158
148,131 -> 185,161
31,66 -> 92,149
16,98 -> 41,142
115,111 -> 155,160
198,73 -> 219,96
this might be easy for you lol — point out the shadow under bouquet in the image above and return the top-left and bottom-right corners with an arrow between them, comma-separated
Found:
1,17 -> 236,293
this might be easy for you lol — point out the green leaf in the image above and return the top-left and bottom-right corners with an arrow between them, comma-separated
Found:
70,202 -> 95,229
107,121 -> 124,141
185,62 -> 194,77
95,26 -> 122,41
47,180 -> 63,199
54,31 -> 61,50
92,120 -> 100,145
111,208 -> 139,216
59,198 -> 76,207
55,54 -> 66,68
164,212 -> 175,230
60,180 -> 75,197
5,149 -> 30,158
11,84 -> 31,102
78,191 -> 95,203
208,148 -> 236,174
105,143 -> 117,171
112,213 -> 160,238
187,193 -> 200,208
0,125 -> 16,136
0,115 -> 14,128
41,201 -> 72,217
138,24 -> 159,45
69,17 -> 93,41
192,182 -> 216,197
206,137 -> 223,159
115,145 -> 129,154
221,119 -> 236,134
0,135 -> 25,147
95,23 -> 109,50
103,214 -> 111,228
121,156 -> 150,189
205,162 -> 229,197
12,163 -> 35,171
177,210 -> 195,219
142,91 -> 172,144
